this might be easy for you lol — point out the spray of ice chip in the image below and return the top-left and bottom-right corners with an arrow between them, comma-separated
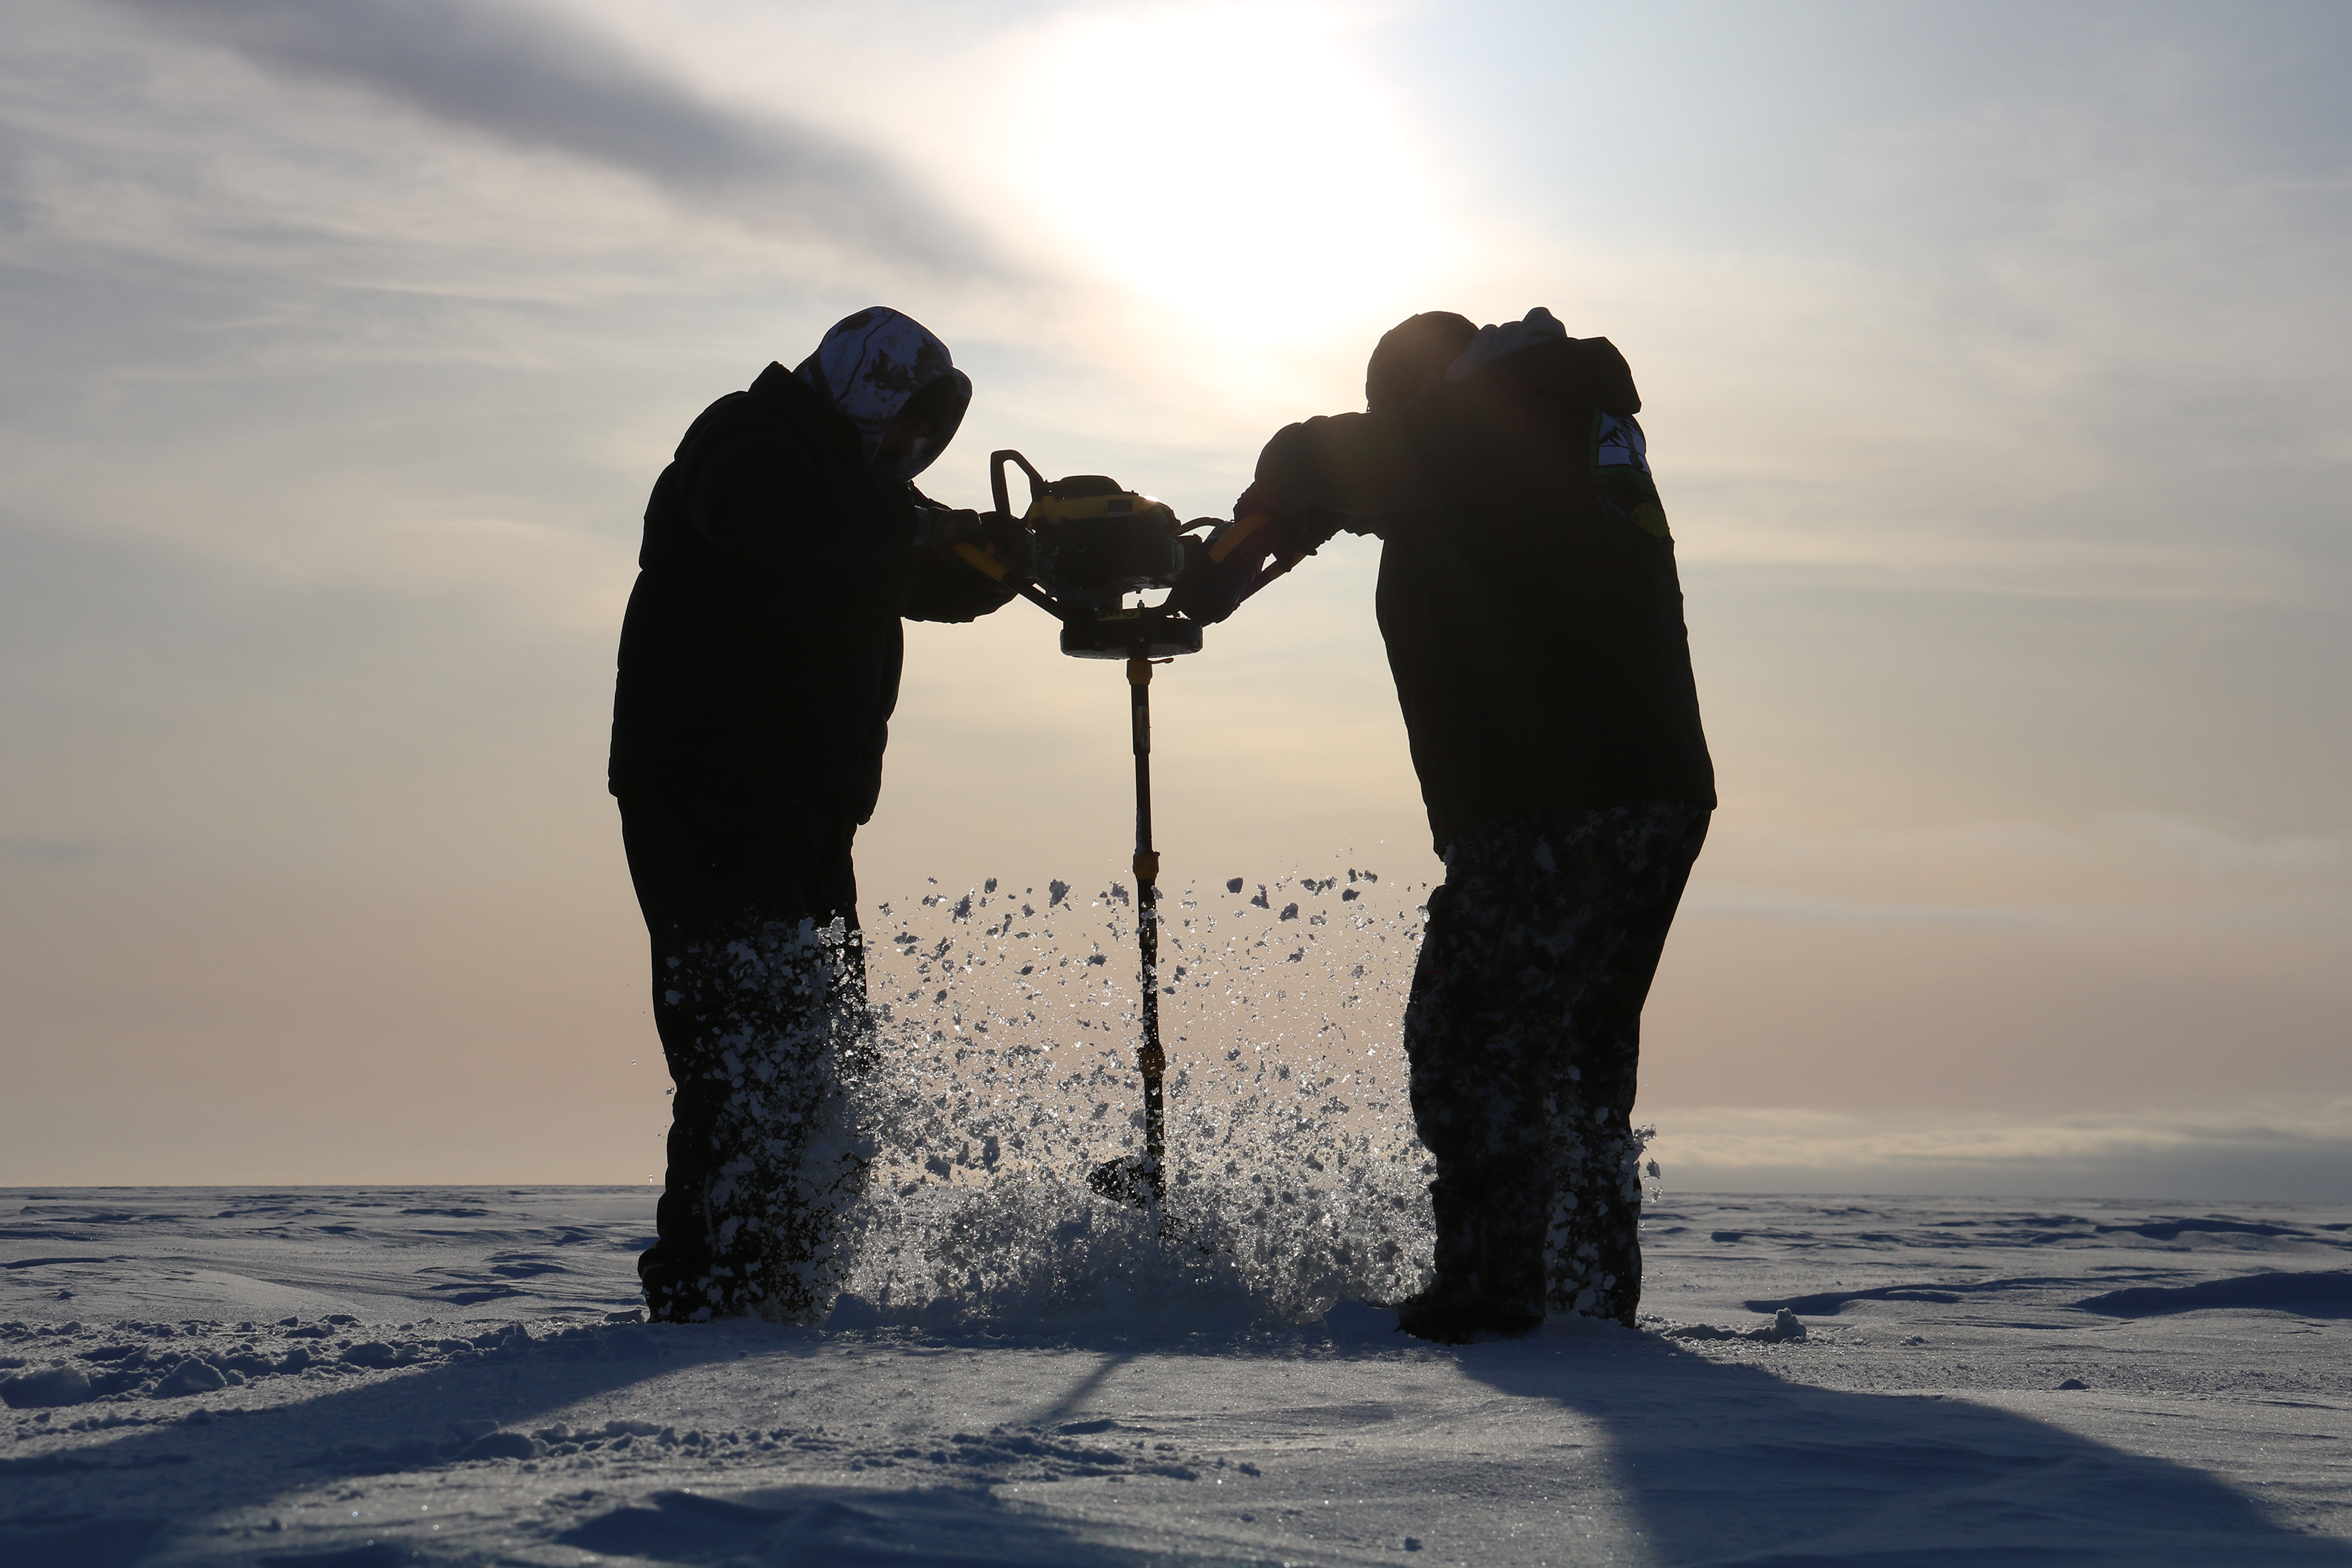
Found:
830,863 -> 1440,1327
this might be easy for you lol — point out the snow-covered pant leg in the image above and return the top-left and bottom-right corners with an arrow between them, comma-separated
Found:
650,916 -> 870,1323
1402,803 -> 1708,1330
618,788 -> 872,1324
1541,863 -> 1693,1325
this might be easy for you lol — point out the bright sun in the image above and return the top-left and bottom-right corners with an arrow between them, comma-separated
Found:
1004,6 -> 1450,346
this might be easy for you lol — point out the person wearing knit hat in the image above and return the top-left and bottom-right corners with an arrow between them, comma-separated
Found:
1198,307 -> 1715,1342
610,307 -> 1013,1324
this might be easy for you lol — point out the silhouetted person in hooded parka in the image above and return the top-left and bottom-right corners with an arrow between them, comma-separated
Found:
610,308 -> 1012,1323
1185,309 -> 1715,1339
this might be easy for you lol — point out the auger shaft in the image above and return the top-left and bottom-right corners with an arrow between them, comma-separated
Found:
1128,656 -> 1166,1189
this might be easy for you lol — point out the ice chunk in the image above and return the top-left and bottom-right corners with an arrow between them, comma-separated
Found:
457,1429 -> 545,1461
152,1358 -> 227,1396
0,1365 -> 94,1408
1660,1309 -> 1806,1344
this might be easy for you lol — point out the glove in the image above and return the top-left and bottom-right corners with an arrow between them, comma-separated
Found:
1166,511 -> 1286,625
1157,524 -> 1251,630
1272,507 -> 1343,561
1230,480 -> 1290,523
978,509 -> 1028,559
915,506 -> 984,550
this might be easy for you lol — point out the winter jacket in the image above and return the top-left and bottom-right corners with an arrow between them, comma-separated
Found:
1254,334 -> 1715,852
608,361 -> 1012,821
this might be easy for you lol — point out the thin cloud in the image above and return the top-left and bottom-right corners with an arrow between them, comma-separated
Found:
107,0 -> 1008,278
1647,1101 -> 2352,1199
1687,886 -> 2053,930
1683,881 -> 2348,938
1,837 -> 102,865
2101,813 -> 2351,881
1657,1100 -> 2352,1170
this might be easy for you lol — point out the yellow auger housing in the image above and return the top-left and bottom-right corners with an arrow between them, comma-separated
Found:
982,450 -> 1204,659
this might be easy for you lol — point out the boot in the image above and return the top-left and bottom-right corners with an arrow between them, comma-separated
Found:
1396,1178 -> 1544,1342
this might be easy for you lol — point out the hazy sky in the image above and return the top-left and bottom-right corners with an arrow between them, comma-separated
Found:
4,0 -> 2347,1196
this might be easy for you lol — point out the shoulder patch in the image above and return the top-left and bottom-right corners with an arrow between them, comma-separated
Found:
1594,412 -> 1650,474
1589,411 -> 1671,538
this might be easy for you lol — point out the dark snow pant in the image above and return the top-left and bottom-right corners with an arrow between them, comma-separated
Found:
618,785 -> 872,1324
1402,802 -> 1709,1330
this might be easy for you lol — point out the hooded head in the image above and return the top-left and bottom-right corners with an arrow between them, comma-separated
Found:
1443,307 -> 1569,384
1365,311 -> 1478,412
795,307 -> 972,480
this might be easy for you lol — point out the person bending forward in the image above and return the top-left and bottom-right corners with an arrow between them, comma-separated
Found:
608,308 -> 1013,1324
1199,308 -> 1716,1339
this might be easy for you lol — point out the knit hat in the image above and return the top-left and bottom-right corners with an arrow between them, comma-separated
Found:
1365,311 -> 1478,411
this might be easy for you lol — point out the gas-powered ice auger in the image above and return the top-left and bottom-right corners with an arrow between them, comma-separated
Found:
949,450 -> 1297,1209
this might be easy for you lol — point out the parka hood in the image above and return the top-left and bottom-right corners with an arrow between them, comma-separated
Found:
1446,307 -> 1642,416
794,307 -> 971,479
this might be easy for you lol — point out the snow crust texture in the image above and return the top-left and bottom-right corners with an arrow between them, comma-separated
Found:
6,1189 -> 2352,1565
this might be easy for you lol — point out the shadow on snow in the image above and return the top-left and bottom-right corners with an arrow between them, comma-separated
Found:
1449,1330 -> 2351,1566
6,1310 -> 2350,1565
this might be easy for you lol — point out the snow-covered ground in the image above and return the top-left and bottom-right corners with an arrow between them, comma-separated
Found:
5,1186 -> 2349,1566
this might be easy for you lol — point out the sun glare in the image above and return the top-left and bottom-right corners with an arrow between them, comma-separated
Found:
1006,7 -> 1448,346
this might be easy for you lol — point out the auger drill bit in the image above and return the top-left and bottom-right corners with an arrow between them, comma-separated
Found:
1088,655 -> 1168,1209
